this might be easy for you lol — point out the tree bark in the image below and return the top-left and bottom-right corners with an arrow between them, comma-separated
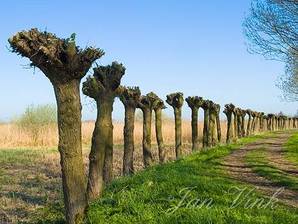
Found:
237,115 -> 242,138
53,80 -> 87,224
123,106 -> 135,175
190,107 -> 199,151
233,112 -> 238,140
142,108 -> 153,167
87,98 -> 114,201
246,115 -> 252,136
174,108 -> 182,158
241,115 -> 246,137
155,108 -> 165,163
216,113 -> 221,143
203,107 -> 210,148
209,110 -> 217,146
102,100 -> 114,184
225,112 -> 233,144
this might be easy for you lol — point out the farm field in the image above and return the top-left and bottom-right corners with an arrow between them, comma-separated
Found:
0,130 -> 297,223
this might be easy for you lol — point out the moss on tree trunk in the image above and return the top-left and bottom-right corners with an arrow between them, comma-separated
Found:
216,111 -> 221,143
155,108 -> 165,163
142,108 -> 153,167
190,107 -> 199,151
123,106 -> 136,174
174,107 -> 182,158
83,62 -> 125,200
224,104 -> 235,144
203,106 -> 210,148
54,80 -> 87,224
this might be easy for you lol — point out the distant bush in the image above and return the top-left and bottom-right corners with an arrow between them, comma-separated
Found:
13,104 -> 57,144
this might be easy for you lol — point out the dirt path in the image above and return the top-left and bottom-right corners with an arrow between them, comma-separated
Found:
222,132 -> 298,208
263,133 -> 298,177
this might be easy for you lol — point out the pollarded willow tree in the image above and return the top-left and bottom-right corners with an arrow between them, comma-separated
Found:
240,109 -> 247,137
82,62 -> 125,201
185,96 -> 204,151
166,92 -> 184,158
201,99 -> 212,148
138,92 -> 157,167
209,102 -> 219,146
259,112 -> 265,131
232,108 -> 238,140
223,103 -> 235,144
152,95 -> 167,163
215,103 -> 222,143
9,29 -> 104,223
251,111 -> 258,134
234,108 -> 242,138
119,86 -> 141,175
246,109 -> 253,136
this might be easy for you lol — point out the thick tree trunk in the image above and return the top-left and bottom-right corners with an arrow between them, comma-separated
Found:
203,108 -> 210,148
174,108 -> 182,158
190,107 -> 199,151
237,115 -> 242,138
241,116 -> 246,137
252,117 -> 256,133
225,113 -> 233,144
246,116 -> 252,136
123,106 -> 135,175
53,80 -> 87,224
233,113 -> 238,140
216,113 -> 221,143
155,108 -> 166,163
142,109 -> 153,167
102,100 -> 114,184
209,111 -> 217,146
87,99 -> 113,201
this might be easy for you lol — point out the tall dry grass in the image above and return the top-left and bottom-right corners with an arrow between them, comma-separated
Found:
0,120 -> 227,148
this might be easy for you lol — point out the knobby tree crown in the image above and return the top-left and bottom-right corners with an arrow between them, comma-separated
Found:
9,28 -> 104,84
82,62 -> 125,99
119,86 -> 141,108
166,92 -> 184,108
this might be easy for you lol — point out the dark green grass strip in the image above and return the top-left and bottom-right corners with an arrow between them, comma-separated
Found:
284,132 -> 298,166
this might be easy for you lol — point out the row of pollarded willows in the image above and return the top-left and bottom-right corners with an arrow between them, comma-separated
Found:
8,29 -> 298,224
223,104 -> 298,143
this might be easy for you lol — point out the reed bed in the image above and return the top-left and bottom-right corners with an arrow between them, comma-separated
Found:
0,120 -> 227,148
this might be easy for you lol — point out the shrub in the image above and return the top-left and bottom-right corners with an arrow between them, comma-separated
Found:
13,104 -> 57,144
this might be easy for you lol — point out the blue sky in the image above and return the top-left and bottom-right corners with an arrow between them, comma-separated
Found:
0,0 -> 296,121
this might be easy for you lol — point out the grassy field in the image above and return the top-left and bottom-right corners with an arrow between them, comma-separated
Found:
1,131 -> 297,223
284,132 -> 298,166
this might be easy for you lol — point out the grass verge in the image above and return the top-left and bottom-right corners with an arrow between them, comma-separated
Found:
284,132 -> 298,166
86,133 -> 298,224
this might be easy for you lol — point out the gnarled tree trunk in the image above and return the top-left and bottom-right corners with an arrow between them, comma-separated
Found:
142,108 -> 153,166
123,106 -> 136,174
155,107 -> 166,163
174,107 -> 182,157
203,105 -> 211,148
166,92 -> 184,158
54,80 -> 87,223
87,99 -> 113,200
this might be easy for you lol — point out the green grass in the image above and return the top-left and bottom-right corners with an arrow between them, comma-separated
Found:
284,132 -> 298,165
245,148 -> 298,191
86,133 -> 298,224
